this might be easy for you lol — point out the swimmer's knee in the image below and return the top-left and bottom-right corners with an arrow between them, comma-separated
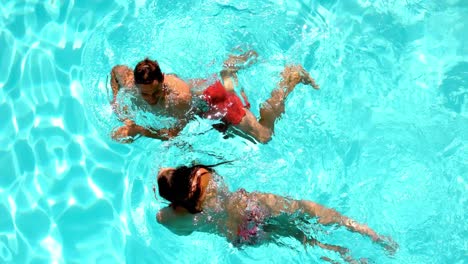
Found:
220,69 -> 238,81
258,135 -> 272,144
241,122 -> 271,143
255,129 -> 272,144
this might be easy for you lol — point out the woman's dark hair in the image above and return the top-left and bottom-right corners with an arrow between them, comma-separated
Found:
134,58 -> 164,84
157,165 -> 213,214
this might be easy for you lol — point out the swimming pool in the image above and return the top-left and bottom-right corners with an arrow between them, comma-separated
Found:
1,0 -> 467,263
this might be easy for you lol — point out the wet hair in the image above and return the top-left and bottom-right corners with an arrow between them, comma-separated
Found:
134,58 -> 164,84
157,165 -> 213,214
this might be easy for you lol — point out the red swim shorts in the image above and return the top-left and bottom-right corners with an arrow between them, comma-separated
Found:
202,81 -> 246,125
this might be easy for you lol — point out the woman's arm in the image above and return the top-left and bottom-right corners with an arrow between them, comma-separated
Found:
157,206 -> 195,236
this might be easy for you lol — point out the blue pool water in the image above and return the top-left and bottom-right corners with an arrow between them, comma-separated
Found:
1,0 -> 467,263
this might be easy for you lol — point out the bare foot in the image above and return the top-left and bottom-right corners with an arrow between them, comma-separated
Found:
282,65 -> 320,90
223,50 -> 259,72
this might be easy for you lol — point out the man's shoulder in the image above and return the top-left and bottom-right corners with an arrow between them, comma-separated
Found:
166,75 -> 190,93
165,73 -> 186,84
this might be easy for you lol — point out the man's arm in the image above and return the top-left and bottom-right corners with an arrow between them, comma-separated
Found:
110,65 -> 134,103
110,65 -> 136,123
137,125 -> 184,140
111,120 -> 186,142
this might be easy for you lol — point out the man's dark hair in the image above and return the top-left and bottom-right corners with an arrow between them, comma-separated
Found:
134,58 -> 164,84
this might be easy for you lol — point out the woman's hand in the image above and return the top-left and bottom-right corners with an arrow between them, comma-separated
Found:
375,235 -> 399,255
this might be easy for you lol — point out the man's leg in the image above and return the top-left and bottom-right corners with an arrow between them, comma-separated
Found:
223,50 -> 258,70
221,50 -> 258,92
258,65 -> 319,130
234,65 -> 319,143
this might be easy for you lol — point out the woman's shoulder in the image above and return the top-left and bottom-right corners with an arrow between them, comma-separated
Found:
157,205 -> 221,235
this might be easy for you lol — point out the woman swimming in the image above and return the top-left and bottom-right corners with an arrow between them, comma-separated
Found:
156,164 -> 398,263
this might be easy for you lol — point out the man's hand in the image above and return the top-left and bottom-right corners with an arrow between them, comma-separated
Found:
111,120 -> 141,143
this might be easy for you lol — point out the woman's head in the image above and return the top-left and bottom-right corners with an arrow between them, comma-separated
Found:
157,165 -> 213,213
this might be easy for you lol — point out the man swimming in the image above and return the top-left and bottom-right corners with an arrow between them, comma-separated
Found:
110,51 -> 319,143
156,164 -> 398,263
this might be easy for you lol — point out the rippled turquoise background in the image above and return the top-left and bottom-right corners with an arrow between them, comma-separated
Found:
1,0 -> 467,263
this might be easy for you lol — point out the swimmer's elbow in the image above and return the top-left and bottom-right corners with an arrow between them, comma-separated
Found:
168,128 -> 182,138
156,211 -> 165,223
156,210 -> 195,236
156,210 -> 174,225
111,65 -> 134,87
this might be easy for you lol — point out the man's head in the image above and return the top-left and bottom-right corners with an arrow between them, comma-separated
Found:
134,58 -> 164,105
